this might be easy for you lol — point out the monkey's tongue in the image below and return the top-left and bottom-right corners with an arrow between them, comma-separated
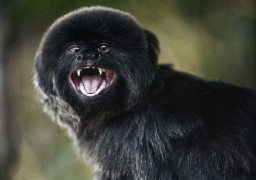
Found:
82,75 -> 103,94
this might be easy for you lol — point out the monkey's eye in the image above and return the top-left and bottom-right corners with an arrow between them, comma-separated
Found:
69,46 -> 80,54
98,44 -> 111,53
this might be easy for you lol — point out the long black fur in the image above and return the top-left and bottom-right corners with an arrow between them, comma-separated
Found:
34,6 -> 256,180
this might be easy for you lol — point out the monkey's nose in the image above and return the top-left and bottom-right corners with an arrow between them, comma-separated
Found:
76,53 -> 101,61
76,53 -> 101,62
86,52 -> 101,61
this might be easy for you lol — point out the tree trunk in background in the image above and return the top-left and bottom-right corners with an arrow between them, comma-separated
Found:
0,1 -> 18,179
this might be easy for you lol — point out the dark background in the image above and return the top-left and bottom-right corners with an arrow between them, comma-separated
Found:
0,0 -> 255,179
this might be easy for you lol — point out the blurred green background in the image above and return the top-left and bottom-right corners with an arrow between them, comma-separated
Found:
0,0 -> 255,180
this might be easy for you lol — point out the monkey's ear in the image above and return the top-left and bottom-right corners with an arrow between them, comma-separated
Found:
144,29 -> 160,66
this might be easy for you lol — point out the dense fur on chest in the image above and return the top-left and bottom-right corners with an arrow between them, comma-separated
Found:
34,6 -> 256,180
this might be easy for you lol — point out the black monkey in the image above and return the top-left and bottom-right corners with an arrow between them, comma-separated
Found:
34,6 -> 256,180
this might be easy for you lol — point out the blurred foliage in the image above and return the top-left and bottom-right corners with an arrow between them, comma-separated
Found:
9,0 -> 121,27
3,0 -> 255,179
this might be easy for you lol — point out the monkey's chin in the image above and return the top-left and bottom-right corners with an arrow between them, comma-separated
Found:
69,66 -> 116,98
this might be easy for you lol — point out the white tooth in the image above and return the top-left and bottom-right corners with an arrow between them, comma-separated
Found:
77,69 -> 82,76
95,80 -> 106,95
79,83 -> 87,95
98,68 -> 102,75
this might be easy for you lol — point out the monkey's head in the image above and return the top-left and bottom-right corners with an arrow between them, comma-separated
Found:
34,6 -> 159,115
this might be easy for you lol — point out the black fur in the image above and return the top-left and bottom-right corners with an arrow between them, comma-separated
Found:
34,6 -> 256,180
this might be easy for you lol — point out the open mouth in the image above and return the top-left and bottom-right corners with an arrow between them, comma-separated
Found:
70,66 -> 116,97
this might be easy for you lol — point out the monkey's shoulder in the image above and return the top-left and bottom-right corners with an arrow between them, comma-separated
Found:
150,64 -> 256,113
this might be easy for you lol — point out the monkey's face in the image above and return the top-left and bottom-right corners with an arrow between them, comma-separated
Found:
35,7 -> 159,113
67,42 -> 117,99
